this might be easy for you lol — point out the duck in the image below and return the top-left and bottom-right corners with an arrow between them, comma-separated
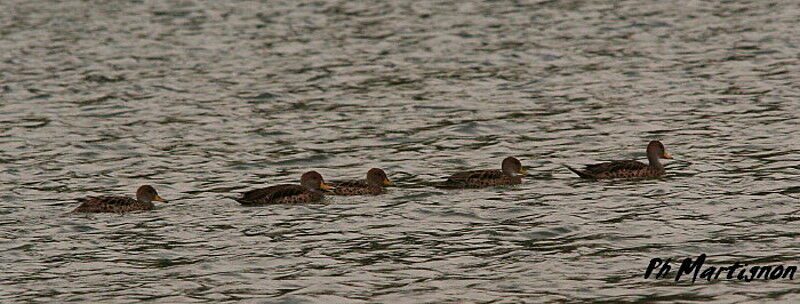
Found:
72,185 -> 168,213
435,156 -> 528,189
235,171 -> 332,205
329,168 -> 394,195
565,140 -> 673,179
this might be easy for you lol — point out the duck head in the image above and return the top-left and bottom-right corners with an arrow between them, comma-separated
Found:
646,140 -> 673,160
300,171 -> 333,191
366,168 -> 394,187
501,157 -> 528,176
136,185 -> 168,203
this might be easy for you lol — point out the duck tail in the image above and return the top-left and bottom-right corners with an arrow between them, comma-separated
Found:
234,199 -> 255,206
227,195 -> 248,205
564,165 -> 593,179
432,182 -> 456,189
432,178 -> 469,189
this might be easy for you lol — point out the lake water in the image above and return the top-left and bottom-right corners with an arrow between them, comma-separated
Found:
1,0 -> 799,302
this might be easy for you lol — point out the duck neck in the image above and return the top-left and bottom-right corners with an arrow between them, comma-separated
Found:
301,183 -> 319,192
135,194 -> 151,203
647,152 -> 663,170
366,178 -> 382,187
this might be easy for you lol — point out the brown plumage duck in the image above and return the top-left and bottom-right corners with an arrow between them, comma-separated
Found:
236,171 -> 332,205
565,140 -> 673,179
72,185 -> 168,213
329,168 -> 394,195
435,157 -> 528,189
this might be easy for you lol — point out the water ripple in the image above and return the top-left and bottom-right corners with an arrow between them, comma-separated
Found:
2,0 -> 800,302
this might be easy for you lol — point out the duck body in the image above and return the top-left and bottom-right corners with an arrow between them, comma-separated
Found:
73,196 -> 155,213
72,185 -> 167,213
566,160 -> 664,179
236,184 -> 323,205
435,169 -> 522,189
329,180 -> 385,195
329,168 -> 393,196
435,157 -> 528,189
236,171 -> 331,205
566,141 -> 672,179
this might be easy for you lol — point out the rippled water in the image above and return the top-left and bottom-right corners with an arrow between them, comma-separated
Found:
2,0 -> 799,302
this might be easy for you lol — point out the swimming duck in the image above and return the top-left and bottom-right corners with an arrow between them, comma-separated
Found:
72,185 -> 168,213
235,171 -> 332,205
435,157 -> 528,189
329,168 -> 394,195
565,140 -> 673,179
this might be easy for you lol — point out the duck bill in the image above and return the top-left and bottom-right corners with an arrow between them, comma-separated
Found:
320,183 -> 333,191
383,179 -> 395,186
662,152 -> 673,159
518,168 -> 529,175
154,195 -> 168,203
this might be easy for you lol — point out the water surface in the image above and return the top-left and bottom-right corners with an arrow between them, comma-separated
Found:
1,0 -> 799,302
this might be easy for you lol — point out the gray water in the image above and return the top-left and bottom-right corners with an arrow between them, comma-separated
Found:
2,0 -> 799,303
